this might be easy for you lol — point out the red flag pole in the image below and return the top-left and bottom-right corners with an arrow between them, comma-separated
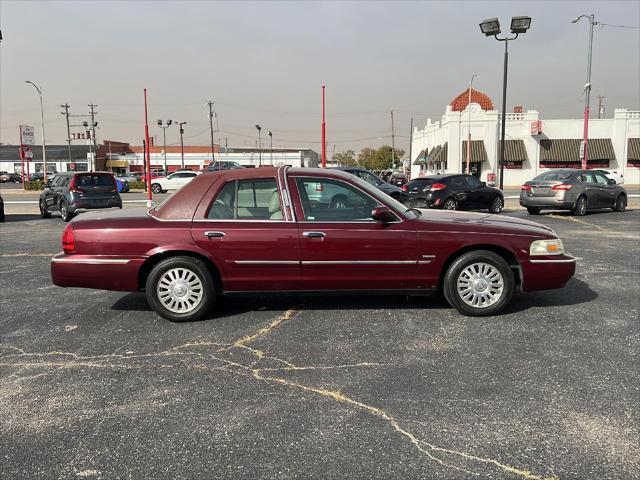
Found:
144,88 -> 152,206
321,85 -> 326,168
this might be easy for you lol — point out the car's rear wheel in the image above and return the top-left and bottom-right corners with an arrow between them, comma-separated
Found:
573,196 -> 587,216
443,250 -> 514,317
59,200 -> 74,222
526,207 -> 541,215
489,196 -> 503,214
39,199 -> 51,218
151,183 -> 163,194
443,198 -> 457,210
145,256 -> 215,322
613,194 -> 626,212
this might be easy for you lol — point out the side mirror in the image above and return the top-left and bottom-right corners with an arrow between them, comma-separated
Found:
607,178 -> 616,185
481,181 -> 487,186
371,206 -> 397,223
44,180 -> 52,188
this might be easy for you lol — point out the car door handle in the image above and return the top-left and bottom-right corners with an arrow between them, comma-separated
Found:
204,231 -> 225,238
303,231 -> 326,238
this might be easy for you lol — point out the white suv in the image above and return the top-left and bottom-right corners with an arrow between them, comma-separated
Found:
151,170 -> 200,193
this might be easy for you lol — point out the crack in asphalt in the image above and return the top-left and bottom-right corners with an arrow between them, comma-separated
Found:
1,309 -> 558,479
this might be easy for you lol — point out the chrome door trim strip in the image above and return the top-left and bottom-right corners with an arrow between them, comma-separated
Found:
301,260 -> 416,265
51,257 -> 131,265
192,219 -> 292,224
422,254 -> 436,259
233,260 -> 300,265
529,258 -> 576,264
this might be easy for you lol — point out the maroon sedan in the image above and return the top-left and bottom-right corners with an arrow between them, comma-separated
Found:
51,167 -> 575,320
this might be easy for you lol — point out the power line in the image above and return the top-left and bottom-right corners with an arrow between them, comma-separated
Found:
599,22 -> 640,29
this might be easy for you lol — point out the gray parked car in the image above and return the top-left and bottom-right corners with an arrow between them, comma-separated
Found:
520,169 -> 627,216
39,172 -> 122,222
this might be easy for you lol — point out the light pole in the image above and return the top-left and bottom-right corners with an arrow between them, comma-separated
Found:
572,14 -> 597,169
179,121 -> 187,169
25,81 -> 47,178
268,130 -> 273,165
255,125 -> 262,166
466,74 -> 478,175
480,16 -> 531,190
157,119 -> 172,173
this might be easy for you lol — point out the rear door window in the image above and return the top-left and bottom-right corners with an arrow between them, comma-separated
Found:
207,179 -> 282,220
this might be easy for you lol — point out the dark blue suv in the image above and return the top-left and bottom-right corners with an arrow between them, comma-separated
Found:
331,167 -> 410,204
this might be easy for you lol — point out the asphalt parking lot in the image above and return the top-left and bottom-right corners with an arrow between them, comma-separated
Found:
1,207 -> 639,479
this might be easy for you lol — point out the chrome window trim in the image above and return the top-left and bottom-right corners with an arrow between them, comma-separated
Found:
192,219 -> 293,224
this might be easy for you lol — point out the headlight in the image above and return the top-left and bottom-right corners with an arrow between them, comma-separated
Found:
530,239 -> 564,256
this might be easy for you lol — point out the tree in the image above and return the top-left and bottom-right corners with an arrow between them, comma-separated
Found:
357,148 -> 377,170
333,149 -> 356,166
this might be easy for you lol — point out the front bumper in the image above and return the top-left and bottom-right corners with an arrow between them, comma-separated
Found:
51,253 -> 146,292
521,254 -> 576,292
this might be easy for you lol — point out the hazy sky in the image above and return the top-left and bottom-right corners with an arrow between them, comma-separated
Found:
1,0 -> 638,155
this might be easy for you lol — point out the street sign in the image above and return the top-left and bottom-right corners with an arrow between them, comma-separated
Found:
579,140 -> 585,160
23,146 -> 33,159
530,120 -> 542,136
20,125 -> 35,145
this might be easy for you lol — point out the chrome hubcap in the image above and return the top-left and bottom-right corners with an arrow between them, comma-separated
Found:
157,268 -> 204,314
457,262 -> 504,308
444,200 -> 456,210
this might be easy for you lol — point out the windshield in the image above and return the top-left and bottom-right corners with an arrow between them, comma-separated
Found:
347,174 -> 419,219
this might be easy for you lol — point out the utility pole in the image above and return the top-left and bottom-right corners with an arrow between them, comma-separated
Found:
179,122 -> 187,169
207,101 -> 216,167
88,104 -> 98,171
390,110 -> 395,170
409,117 -> 413,168
597,95 -> 605,119
61,103 -> 72,164
268,130 -> 273,166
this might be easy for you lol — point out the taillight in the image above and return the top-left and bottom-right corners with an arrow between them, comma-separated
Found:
315,183 -> 324,192
112,176 -> 118,192
521,185 -> 532,191
69,175 -> 79,192
401,184 -> 408,191
430,183 -> 446,191
552,184 -> 572,191
62,224 -> 75,254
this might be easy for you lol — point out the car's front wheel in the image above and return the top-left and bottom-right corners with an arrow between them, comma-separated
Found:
145,256 -> 216,322
443,250 -> 515,316
489,196 -> 503,214
613,194 -> 626,212
151,183 -> 163,194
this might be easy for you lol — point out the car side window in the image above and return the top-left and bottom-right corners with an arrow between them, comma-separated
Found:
465,176 -> 482,188
594,173 -> 609,185
452,177 -> 466,186
361,171 -> 383,186
295,177 -> 379,222
580,172 -> 596,183
207,179 -> 282,220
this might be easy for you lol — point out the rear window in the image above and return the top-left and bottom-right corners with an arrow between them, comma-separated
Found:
533,171 -> 573,181
75,174 -> 115,186
408,178 -> 438,187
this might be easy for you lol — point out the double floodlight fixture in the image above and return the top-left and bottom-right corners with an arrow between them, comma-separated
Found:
479,16 -> 531,37
157,119 -> 173,126
255,124 -> 261,131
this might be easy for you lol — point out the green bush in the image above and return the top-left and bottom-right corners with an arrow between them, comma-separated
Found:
24,180 -> 45,191
128,181 -> 146,189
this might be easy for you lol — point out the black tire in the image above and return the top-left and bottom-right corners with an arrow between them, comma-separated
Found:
151,183 -> 163,194
59,200 -> 74,222
443,250 -> 515,317
526,207 -> 540,215
39,199 -> 51,219
613,194 -> 627,213
489,196 -> 504,214
330,195 -> 348,209
573,196 -> 587,216
145,256 -> 216,322
442,198 -> 457,210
